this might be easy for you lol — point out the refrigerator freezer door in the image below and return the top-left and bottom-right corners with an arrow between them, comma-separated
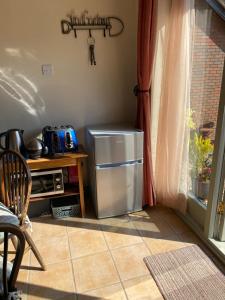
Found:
94,132 -> 143,165
95,161 -> 143,218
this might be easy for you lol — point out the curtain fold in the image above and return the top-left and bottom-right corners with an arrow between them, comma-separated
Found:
136,0 -> 158,207
152,0 -> 195,213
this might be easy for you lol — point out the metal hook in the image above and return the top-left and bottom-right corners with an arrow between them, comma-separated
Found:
89,29 -> 92,38
103,29 -> 106,37
74,29 -> 77,38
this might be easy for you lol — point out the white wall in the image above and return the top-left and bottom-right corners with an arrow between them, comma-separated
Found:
0,0 -> 138,143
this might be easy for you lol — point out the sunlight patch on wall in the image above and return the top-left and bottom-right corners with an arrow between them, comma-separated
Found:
0,68 -> 46,117
5,48 -> 21,58
5,48 -> 38,61
16,74 -> 38,93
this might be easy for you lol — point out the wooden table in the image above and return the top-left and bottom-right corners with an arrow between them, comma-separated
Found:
27,152 -> 88,217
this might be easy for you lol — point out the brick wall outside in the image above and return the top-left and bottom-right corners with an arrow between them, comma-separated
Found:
191,0 -> 225,140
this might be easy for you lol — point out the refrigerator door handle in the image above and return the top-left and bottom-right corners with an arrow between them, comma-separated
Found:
96,160 -> 143,170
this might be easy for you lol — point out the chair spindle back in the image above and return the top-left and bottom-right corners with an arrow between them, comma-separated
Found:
0,150 -> 32,225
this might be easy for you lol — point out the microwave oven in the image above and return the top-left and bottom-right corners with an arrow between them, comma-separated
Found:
31,169 -> 64,198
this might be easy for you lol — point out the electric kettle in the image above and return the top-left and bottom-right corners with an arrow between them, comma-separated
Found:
0,129 -> 27,157
26,138 -> 48,159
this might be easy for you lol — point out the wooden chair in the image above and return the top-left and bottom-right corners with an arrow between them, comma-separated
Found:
0,223 -> 25,299
0,150 -> 46,271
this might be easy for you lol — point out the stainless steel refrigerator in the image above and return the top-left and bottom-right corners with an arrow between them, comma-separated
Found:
86,125 -> 144,218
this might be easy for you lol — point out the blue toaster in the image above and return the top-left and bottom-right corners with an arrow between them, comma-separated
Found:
42,125 -> 79,155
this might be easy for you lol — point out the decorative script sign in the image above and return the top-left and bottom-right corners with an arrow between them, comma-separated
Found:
61,10 -> 124,37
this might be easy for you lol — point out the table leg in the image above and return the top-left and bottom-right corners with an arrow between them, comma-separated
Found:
77,160 -> 85,217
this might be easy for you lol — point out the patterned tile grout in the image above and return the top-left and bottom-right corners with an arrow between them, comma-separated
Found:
157,211 -> 192,236
122,273 -> 150,284
127,214 -> 156,259
27,262 -> 77,299
132,217 -> 180,241
105,240 -> 146,251
141,237 -> 154,256
29,233 -> 67,244
129,213 -> 185,256
128,214 -> 146,240
100,223 -> 129,300
30,251 -> 72,267
67,226 -> 102,236
71,248 -> 110,261
66,222 -> 78,298
75,282 -> 124,296
24,245 -> 32,299
27,223 -> 77,299
100,216 -> 158,299
108,240 -> 154,299
26,209 -> 200,299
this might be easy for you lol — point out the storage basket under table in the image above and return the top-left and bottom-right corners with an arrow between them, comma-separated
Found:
51,196 -> 80,218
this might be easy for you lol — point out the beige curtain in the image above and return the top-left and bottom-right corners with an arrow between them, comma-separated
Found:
152,0 -> 195,212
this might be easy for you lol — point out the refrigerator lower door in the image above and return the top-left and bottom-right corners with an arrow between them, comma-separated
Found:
95,160 -> 143,218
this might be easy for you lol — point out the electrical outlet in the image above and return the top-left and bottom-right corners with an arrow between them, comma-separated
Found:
42,64 -> 53,76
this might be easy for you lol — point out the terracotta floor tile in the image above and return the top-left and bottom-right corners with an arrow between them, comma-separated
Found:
0,240 -> 30,298
17,250 -> 31,299
148,205 -> 174,216
128,214 -> 150,224
69,229 -> 107,259
123,275 -> 163,300
129,209 -> 150,218
130,216 -> 174,239
30,235 -> 70,267
73,251 -> 120,293
66,216 -> 101,234
103,221 -> 142,249
130,206 -> 173,222
31,216 -> 67,241
143,235 -> 186,255
9,205 -> 219,299
111,243 -> 150,281
77,283 -> 126,300
28,294 -> 75,300
18,249 -> 31,279
100,215 -> 130,226
28,261 -> 75,300
178,230 -> 202,246
163,213 -> 190,235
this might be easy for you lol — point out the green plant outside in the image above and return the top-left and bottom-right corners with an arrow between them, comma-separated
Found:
189,111 -> 214,182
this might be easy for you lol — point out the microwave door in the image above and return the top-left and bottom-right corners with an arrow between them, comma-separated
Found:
31,174 -> 55,197
30,169 -> 64,198
40,176 -> 55,192
31,178 -> 45,194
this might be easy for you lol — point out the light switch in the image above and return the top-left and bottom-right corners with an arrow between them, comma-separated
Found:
42,64 -> 53,76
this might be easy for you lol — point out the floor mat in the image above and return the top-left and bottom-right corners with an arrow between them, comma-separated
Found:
144,244 -> 225,299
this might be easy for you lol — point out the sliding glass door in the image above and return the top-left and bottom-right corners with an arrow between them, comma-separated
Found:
206,63 -> 225,242
205,64 -> 225,241
188,0 -> 225,241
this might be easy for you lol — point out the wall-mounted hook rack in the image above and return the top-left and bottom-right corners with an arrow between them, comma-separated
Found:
61,10 -> 124,38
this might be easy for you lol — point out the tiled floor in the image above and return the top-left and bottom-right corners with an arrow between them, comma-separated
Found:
15,205 -> 218,299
